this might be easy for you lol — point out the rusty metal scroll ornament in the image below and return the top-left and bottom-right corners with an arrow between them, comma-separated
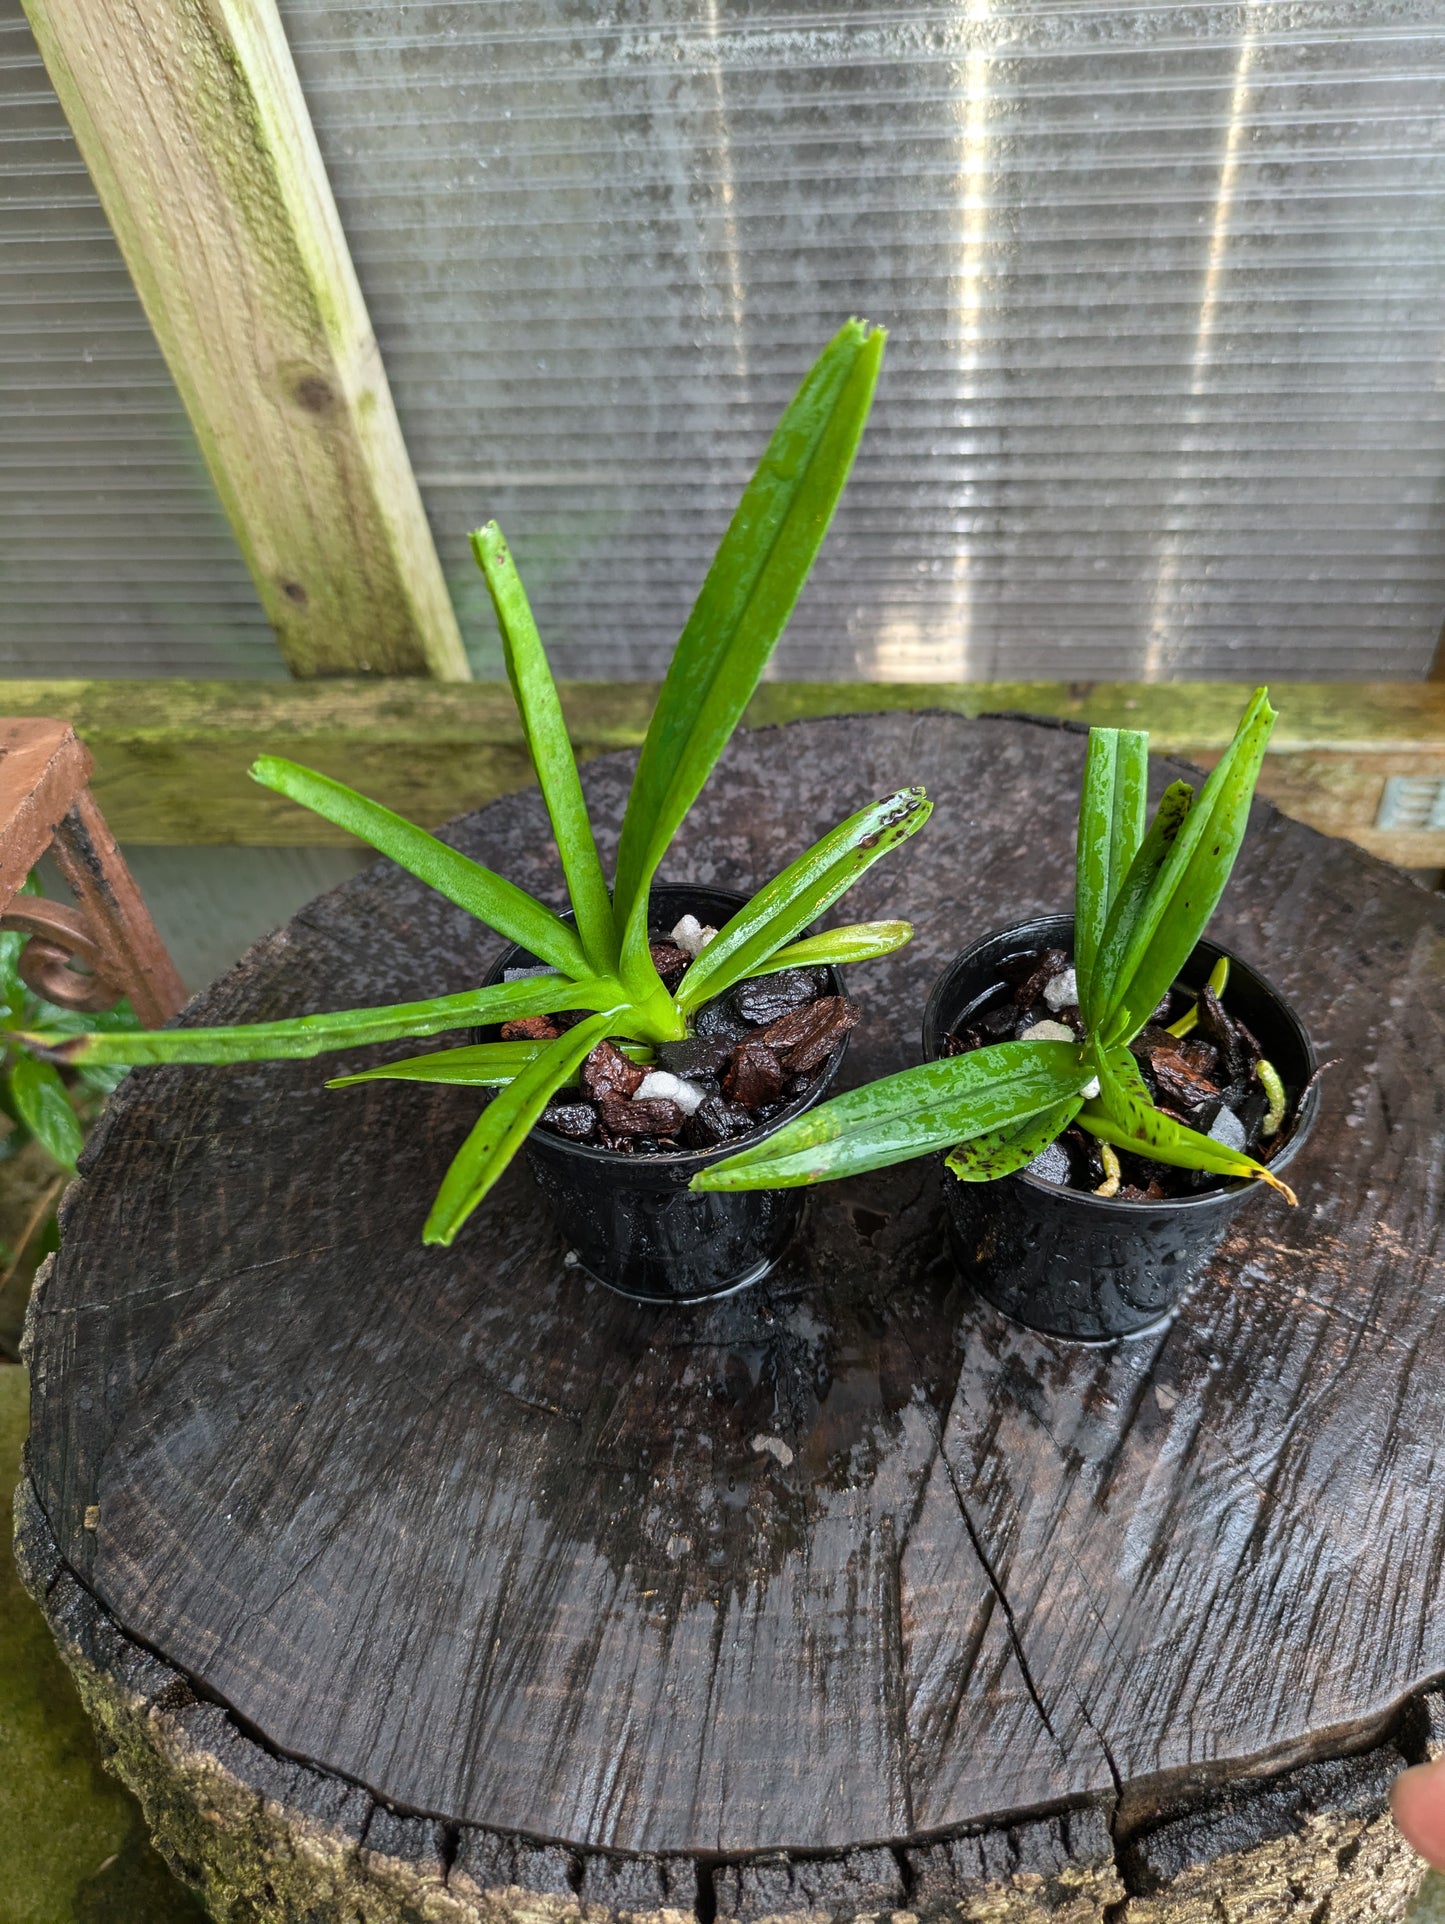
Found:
1,719 -> 184,1027
0,896 -> 125,1013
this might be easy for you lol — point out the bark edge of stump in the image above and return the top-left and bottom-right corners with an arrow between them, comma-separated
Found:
15,1474 -> 1438,1924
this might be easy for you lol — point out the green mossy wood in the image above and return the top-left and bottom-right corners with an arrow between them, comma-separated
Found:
18,713 -> 1445,1922
1,678 -> 1443,863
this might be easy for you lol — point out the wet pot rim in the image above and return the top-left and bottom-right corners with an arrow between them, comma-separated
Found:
481,880 -> 850,1173
920,910 -> 1320,1216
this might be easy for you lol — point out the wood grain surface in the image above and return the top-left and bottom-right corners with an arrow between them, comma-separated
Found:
23,714 -> 1445,1859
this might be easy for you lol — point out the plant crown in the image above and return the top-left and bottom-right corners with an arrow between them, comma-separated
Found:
26,322 -> 932,1246
692,688 -> 1299,1205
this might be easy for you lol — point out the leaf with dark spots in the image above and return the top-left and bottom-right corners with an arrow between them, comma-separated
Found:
945,1097 -> 1084,1183
675,786 -> 931,1012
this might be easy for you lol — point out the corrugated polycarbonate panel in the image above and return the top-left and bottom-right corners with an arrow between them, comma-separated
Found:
0,0 -> 279,677
4,1 -> 1445,681
279,0 -> 1445,682
278,0 -> 1445,681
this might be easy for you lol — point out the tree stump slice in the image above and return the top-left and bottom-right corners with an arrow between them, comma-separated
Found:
15,713 -> 1445,1922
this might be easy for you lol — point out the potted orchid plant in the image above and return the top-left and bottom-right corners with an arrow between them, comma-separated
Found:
692,690 -> 1318,1338
26,321 -> 933,1303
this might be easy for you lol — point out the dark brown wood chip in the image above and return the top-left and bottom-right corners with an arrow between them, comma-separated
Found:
1179,1038 -> 1219,1078
597,1097 -> 684,1138
681,1095 -> 755,1150
763,994 -> 861,1073
648,941 -> 691,988
723,1038 -> 785,1108
1142,1041 -> 1222,1122
732,969 -> 821,1026
500,1015 -> 561,1041
580,1039 -> 645,1102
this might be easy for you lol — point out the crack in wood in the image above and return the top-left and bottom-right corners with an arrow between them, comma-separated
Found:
937,1447 -> 1061,1750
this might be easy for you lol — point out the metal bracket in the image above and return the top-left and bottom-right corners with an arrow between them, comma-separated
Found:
0,718 -> 184,1026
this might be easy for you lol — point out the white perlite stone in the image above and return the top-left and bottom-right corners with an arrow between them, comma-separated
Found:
1043,966 -> 1078,1011
633,1070 -> 706,1116
670,915 -> 718,958
1019,1019 -> 1075,1043
1209,1103 -> 1247,1151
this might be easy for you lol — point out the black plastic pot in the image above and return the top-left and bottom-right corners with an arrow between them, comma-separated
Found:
921,914 -> 1319,1342
482,884 -> 848,1305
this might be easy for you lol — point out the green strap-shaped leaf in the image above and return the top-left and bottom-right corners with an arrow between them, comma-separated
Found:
424,1010 -> 622,1245
1109,732 -> 1149,889
1073,728 -> 1147,1021
8,1055 -> 82,1169
1084,1043 -> 1295,1201
250,757 -> 588,977
736,921 -> 914,980
944,1097 -> 1085,1183
1095,688 -> 1276,1044
691,1039 -> 1096,1191
1077,1108 -> 1296,1203
1085,779 -> 1195,1033
469,524 -> 618,975
328,1038 -> 650,1089
22,974 -> 623,1067
612,321 -> 887,986
676,788 -> 930,1012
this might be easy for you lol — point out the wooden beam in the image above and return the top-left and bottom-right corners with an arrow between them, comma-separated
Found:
21,0 -> 469,682
0,681 -> 1441,867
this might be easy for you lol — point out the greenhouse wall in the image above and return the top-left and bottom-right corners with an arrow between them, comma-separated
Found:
3,0 -> 1444,684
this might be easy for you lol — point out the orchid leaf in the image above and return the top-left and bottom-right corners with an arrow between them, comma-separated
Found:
676,788 -> 929,1011
1085,779 -> 1194,1033
1095,688 -> 1276,1043
250,757 -> 588,978
1085,1043 -> 1295,1200
1076,1107 -> 1295,1203
23,974 -> 622,1067
469,524 -> 617,974
614,320 -> 887,986
329,1038 -> 650,1089
691,1039 -> 1095,1190
424,1011 -> 621,1245
738,921 -> 914,979
1073,728 -> 1147,1020
944,1097 -> 1084,1183
7,1055 -> 82,1169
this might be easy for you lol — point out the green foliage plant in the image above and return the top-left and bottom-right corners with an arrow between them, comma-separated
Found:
26,322 -> 931,1247
692,687 -> 1298,1205
1,875 -> 139,1183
